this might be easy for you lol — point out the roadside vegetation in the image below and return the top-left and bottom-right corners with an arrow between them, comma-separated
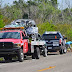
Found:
0,57 -> 3,61
0,0 -> 72,40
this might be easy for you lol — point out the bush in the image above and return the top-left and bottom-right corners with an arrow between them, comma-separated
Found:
37,23 -> 72,41
37,22 -> 55,35
55,24 -> 72,40
0,58 -> 3,61
0,14 -> 5,28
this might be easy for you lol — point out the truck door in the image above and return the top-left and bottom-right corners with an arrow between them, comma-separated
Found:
22,32 -> 28,53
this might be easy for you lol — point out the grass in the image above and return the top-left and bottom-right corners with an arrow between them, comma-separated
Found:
0,58 -> 3,61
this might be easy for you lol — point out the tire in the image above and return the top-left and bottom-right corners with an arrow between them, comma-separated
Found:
43,48 -> 47,57
60,49 -> 63,54
32,53 -> 35,59
35,47 -> 40,59
18,49 -> 24,62
63,47 -> 67,54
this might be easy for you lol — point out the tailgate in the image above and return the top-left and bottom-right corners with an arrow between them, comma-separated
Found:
46,40 -> 59,46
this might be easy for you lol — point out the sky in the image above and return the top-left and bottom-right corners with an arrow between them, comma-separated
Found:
58,0 -> 72,10
1,0 -> 72,10
2,0 -> 19,6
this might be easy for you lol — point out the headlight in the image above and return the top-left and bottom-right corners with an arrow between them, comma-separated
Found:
14,43 -> 21,47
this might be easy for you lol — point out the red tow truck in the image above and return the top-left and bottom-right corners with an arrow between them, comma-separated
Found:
0,27 -> 47,62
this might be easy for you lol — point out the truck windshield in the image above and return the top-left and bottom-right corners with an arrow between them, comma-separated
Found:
0,32 -> 21,39
42,34 -> 61,40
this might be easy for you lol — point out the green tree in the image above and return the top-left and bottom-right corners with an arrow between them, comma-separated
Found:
37,22 -> 55,35
0,13 -> 4,28
51,0 -> 57,8
13,0 -> 28,18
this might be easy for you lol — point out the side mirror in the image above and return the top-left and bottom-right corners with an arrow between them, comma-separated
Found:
23,36 -> 29,39
64,37 -> 67,39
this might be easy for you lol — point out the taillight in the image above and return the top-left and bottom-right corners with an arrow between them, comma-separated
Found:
59,40 -> 61,44
59,38 -> 62,44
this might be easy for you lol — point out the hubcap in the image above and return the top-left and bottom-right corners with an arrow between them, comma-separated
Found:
21,53 -> 24,60
64,49 -> 67,53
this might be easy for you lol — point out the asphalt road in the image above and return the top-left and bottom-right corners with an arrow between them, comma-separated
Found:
0,52 -> 72,72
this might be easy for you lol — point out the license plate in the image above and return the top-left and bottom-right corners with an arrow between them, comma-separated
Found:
48,47 -> 52,49
53,44 -> 59,46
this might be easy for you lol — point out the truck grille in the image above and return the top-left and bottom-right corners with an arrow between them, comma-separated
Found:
0,42 -> 13,49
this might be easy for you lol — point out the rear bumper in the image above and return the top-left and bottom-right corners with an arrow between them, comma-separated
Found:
47,46 -> 61,52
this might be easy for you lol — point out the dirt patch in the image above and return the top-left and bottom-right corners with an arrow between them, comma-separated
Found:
67,48 -> 72,52
70,49 -> 72,52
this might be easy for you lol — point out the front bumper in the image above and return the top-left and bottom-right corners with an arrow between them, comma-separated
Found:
0,47 -> 21,55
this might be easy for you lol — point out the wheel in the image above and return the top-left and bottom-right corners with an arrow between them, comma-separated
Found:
32,53 -> 35,59
32,46 -> 35,59
60,49 -> 63,54
35,47 -> 40,59
43,48 -> 47,57
18,49 -> 24,62
63,47 -> 67,54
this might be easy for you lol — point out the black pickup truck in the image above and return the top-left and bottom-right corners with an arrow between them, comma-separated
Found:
42,31 -> 67,54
